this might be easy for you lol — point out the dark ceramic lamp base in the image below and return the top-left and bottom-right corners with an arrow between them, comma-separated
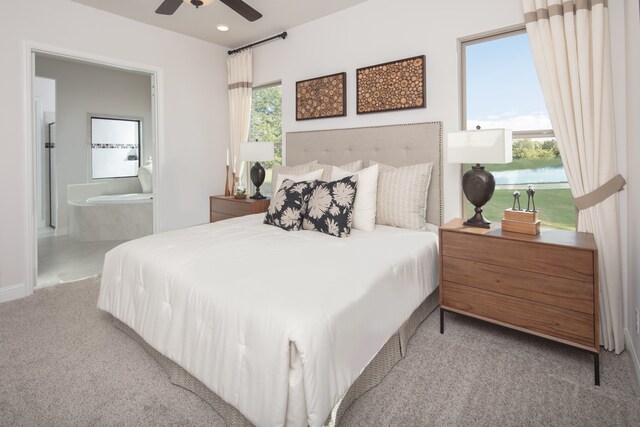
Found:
462,164 -> 496,228
250,161 -> 266,200
464,209 -> 491,228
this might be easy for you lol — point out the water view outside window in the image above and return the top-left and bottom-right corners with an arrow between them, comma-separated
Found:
463,30 -> 575,230
248,84 -> 282,197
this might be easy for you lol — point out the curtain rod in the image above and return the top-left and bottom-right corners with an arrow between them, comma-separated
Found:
228,31 -> 287,55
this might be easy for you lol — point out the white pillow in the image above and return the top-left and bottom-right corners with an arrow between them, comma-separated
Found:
318,160 -> 363,181
331,164 -> 379,231
273,169 -> 323,195
371,161 -> 433,231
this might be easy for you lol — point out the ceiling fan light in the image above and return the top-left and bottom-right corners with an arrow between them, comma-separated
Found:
183,0 -> 215,7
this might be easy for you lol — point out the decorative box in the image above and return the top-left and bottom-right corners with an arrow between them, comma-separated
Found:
502,208 -> 541,235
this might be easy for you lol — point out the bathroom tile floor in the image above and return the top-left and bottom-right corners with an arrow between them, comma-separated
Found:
37,235 -> 125,288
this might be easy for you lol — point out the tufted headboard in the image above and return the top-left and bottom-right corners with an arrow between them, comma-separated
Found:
285,122 -> 443,226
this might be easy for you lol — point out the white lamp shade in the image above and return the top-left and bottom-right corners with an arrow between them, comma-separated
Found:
239,142 -> 275,162
447,129 -> 513,164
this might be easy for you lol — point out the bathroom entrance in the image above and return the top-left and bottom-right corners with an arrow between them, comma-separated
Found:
32,52 -> 157,288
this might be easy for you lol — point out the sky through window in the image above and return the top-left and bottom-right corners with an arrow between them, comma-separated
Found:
466,32 -> 551,132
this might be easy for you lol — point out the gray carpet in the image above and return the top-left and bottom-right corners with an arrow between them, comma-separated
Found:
1,277 -> 638,426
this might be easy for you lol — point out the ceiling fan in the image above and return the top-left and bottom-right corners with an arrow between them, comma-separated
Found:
155,0 -> 262,22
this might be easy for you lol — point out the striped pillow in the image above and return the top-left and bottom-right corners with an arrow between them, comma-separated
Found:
272,161 -> 319,194
316,160 -> 363,181
371,161 -> 433,231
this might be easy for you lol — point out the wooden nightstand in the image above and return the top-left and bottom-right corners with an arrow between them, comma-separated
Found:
439,218 -> 600,384
209,196 -> 270,223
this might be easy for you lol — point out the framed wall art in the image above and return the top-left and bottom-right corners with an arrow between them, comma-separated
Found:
356,55 -> 426,114
295,72 -> 346,120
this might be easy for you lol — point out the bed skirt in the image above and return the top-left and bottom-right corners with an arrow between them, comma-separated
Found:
110,290 -> 439,426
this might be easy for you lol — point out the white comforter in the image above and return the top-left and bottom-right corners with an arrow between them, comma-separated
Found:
98,214 -> 439,426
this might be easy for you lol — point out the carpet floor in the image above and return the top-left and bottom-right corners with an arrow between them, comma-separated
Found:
1,277 -> 639,426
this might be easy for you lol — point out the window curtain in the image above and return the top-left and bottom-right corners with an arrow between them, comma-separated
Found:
522,0 -> 626,353
227,48 -> 253,187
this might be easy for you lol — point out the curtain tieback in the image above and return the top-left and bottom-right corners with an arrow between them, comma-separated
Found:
573,174 -> 626,211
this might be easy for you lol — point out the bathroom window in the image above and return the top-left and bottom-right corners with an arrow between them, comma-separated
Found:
91,116 -> 141,179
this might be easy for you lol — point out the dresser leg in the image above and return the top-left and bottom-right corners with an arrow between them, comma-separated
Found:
594,353 -> 600,386
440,307 -> 444,334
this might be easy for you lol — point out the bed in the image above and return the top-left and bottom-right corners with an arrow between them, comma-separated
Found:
98,121 -> 443,426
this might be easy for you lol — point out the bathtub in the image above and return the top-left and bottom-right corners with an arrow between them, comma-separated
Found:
87,193 -> 153,204
68,194 -> 153,241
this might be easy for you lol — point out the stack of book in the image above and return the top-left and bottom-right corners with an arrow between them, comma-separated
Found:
502,209 -> 541,235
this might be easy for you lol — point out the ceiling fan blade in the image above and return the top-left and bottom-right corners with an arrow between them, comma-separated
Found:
156,0 -> 183,15
220,0 -> 263,22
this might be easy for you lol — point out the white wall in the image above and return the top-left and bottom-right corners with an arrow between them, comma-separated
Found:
35,55 -> 152,234
610,0 -> 630,358
0,0 -> 229,301
34,77 -> 56,112
624,0 -> 640,379
253,0 -> 525,222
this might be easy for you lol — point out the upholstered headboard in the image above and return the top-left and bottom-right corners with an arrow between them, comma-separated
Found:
285,122 -> 443,226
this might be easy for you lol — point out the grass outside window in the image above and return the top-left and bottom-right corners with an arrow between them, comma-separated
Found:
469,188 -> 575,230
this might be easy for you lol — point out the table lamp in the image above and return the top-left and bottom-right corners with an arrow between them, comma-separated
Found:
239,142 -> 275,199
447,128 -> 512,228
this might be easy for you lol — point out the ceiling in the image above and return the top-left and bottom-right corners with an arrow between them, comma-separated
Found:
72,0 -> 369,49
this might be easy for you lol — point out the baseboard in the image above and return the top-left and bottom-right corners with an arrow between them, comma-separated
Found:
625,328 -> 640,391
38,227 -> 55,238
0,283 -> 27,304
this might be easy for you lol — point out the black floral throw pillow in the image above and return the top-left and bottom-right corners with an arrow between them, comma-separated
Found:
264,179 -> 315,231
302,175 -> 358,238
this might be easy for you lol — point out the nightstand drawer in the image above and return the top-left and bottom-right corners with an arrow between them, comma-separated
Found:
442,256 -> 594,314
209,196 -> 270,223
211,212 -> 236,223
441,231 -> 594,282
211,199 -> 249,216
441,281 -> 595,348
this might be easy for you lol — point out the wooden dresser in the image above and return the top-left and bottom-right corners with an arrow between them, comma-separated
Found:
209,196 -> 270,223
439,218 -> 600,384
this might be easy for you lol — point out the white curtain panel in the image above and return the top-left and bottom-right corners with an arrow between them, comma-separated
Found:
522,0 -> 626,353
227,48 -> 253,181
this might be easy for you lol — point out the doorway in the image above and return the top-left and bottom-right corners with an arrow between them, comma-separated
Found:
24,45 -> 163,293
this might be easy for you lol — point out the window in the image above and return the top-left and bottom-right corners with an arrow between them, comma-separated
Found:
91,116 -> 141,179
462,29 -> 575,230
248,83 -> 282,196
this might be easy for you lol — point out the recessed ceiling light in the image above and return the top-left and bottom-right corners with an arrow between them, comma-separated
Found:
217,25 -> 229,32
